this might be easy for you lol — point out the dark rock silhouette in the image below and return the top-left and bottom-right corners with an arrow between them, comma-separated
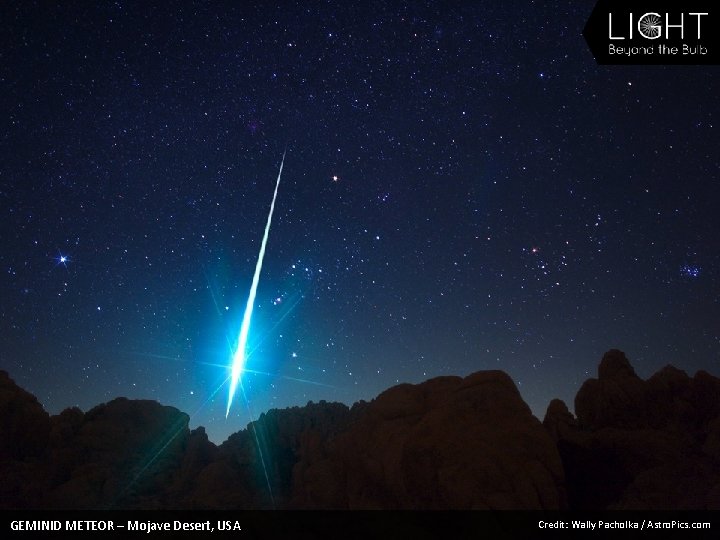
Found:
43,398 -> 189,509
0,370 -> 50,460
184,401 -> 354,509
289,371 -> 565,509
546,349 -> 720,510
0,370 -> 52,508
1,349 -> 719,510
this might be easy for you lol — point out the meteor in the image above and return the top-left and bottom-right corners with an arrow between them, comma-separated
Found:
226,151 -> 286,417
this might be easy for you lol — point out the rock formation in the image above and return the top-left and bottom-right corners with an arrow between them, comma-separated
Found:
544,349 -> 720,510
289,371 -> 565,509
1,349 -> 718,510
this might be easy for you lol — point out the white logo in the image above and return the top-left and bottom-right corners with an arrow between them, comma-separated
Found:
609,12 -> 708,40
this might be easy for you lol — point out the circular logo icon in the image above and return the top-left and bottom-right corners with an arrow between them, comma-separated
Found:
639,14 -> 662,38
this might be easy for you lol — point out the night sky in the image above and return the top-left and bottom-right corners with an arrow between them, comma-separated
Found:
2,1 -> 718,444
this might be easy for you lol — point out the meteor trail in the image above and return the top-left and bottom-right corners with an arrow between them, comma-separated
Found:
226,151 -> 285,417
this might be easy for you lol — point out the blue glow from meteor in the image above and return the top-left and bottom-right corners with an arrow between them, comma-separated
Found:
226,151 -> 286,417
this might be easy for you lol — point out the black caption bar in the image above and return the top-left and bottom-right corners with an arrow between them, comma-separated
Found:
2,511 -> 718,539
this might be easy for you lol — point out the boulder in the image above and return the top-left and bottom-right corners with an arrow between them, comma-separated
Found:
553,351 -> 720,509
291,371 -> 566,509
43,397 -> 190,508
0,370 -> 50,460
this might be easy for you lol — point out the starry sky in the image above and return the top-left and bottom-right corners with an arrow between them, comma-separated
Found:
1,1 -> 718,444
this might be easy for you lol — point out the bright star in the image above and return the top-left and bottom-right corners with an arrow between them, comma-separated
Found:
55,252 -> 70,267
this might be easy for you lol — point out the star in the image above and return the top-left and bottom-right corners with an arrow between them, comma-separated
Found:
55,252 -> 70,268
332,175 -> 339,182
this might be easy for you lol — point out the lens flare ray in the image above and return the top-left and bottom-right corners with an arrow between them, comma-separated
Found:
226,151 -> 285,417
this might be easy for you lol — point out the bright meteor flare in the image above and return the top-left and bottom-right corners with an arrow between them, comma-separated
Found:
226,151 -> 286,417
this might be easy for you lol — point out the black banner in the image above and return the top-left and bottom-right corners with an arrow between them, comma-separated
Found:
2,511 -> 718,539
583,0 -> 719,64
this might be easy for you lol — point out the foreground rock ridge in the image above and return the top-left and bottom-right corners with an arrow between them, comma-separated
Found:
543,349 -> 720,509
1,349 -> 718,509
